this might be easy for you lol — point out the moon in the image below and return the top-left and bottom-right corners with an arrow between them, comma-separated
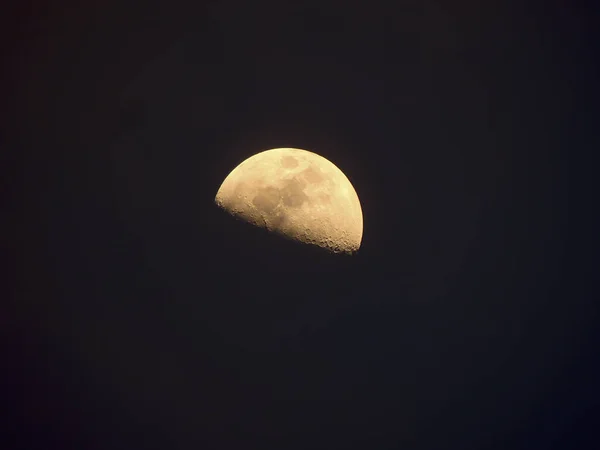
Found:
215,148 -> 363,254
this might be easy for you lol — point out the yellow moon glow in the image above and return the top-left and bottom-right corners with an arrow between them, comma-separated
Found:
215,148 -> 363,254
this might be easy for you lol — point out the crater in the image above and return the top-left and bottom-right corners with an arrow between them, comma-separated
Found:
281,155 -> 299,169
302,166 -> 325,184
281,178 -> 308,207
252,186 -> 281,213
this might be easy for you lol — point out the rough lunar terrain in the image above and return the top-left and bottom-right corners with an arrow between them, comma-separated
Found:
215,148 -> 363,254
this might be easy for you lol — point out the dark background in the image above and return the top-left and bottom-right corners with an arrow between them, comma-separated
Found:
5,1 -> 598,449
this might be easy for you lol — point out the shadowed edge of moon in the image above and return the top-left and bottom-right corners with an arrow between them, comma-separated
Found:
215,148 -> 362,255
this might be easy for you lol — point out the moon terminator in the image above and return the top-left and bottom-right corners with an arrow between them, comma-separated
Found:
215,148 -> 363,254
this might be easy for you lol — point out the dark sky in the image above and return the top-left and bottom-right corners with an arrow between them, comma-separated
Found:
5,1 -> 598,449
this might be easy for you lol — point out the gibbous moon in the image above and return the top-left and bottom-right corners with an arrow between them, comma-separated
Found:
215,148 -> 363,254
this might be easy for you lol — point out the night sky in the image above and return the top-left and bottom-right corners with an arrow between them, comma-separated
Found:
6,1 -> 598,449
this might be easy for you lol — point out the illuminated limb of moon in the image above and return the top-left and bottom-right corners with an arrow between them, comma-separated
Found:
215,148 -> 363,254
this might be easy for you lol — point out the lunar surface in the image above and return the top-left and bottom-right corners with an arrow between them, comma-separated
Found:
215,148 -> 363,254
